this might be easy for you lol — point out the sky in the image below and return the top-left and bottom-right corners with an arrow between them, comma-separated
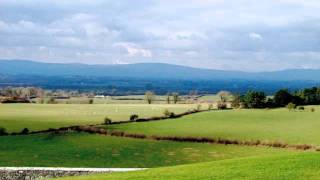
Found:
0,0 -> 320,72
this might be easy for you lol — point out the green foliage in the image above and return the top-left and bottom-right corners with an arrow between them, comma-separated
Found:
310,107 -> 315,112
217,101 -> 227,110
130,114 -> 139,121
243,91 -> 266,109
274,89 -> 293,107
47,97 -> 56,104
286,103 -> 296,111
88,99 -> 94,104
231,94 -> 241,108
197,104 -> 202,111
297,106 -> 305,111
163,109 -> 172,117
0,127 -> 8,135
104,117 -> 112,124
20,128 -> 29,134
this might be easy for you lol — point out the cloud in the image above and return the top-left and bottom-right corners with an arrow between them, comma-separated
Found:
0,0 -> 320,71
114,43 -> 152,58
249,33 -> 263,40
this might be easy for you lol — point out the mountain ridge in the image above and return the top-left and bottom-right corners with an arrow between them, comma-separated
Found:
1,59 -> 320,81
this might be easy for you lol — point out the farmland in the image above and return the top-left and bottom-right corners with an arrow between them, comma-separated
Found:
0,103 -> 195,132
1,102 -> 320,179
56,153 -> 320,180
106,106 -> 320,145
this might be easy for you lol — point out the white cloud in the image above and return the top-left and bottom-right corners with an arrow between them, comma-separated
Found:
249,32 -> 263,40
0,0 -> 320,71
114,42 -> 152,58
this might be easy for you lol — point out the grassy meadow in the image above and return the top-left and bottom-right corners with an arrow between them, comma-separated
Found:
107,106 -> 320,145
0,103 -> 195,132
0,133 -> 293,168
1,102 -> 320,179
57,153 -> 320,180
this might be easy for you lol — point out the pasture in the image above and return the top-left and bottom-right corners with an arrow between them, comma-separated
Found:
56,153 -> 320,180
0,133 -> 292,168
0,103 -> 195,132
107,106 -> 320,145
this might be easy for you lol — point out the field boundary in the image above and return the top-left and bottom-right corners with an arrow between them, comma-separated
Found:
11,125 -> 320,152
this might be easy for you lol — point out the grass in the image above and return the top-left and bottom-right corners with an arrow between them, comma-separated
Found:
56,153 -> 320,180
0,103 -> 195,132
0,133 -> 292,168
107,106 -> 320,145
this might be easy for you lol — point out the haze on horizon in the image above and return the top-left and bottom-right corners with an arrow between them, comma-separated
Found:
0,0 -> 320,72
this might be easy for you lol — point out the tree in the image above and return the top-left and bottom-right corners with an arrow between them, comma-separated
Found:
166,94 -> 171,104
231,93 -> 241,108
130,114 -> 139,121
274,89 -> 293,107
217,91 -> 230,102
286,102 -> 296,111
243,90 -> 266,108
172,92 -> 179,104
145,91 -> 155,104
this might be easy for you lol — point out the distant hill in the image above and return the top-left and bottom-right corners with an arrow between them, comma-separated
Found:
1,59 -> 320,81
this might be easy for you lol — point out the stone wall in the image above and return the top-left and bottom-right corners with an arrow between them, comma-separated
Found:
0,167 -> 146,180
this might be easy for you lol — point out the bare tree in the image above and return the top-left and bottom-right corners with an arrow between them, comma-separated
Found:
217,91 -> 231,102
172,92 -> 179,104
145,91 -> 155,104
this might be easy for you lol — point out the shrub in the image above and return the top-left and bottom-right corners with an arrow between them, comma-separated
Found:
130,114 -> 139,121
297,106 -> 305,111
208,104 -> 213,110
310,107 -> 316,112
286,102 -> 296,111
104,117 -> 112,124
21,128 -> 29,135
47,97 -> 56,104
88,99 -> 94,104
217,101 -> 227,110
197,104 -> 202,111
0,127 -> 8,136
163,109 -> 171,117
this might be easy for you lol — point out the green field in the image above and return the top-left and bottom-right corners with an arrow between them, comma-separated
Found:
57,153 -> 320,180
0,133 -> 292,168
1,103 -> 320,179
0,104 -> 195,132
107,106 -> 320,145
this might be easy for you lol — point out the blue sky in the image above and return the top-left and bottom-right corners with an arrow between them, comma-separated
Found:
0,0 -> 320,71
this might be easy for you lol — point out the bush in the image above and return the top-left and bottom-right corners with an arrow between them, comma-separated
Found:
130,114 -> 139,121
286,102 -> 296,111
88,99 -> 94,104
298,106 -> 305,111
163,109 -> 175,117
0,127 -> 8,136
21,128 -> 29,135
310,107 -> 315,112
163,109 -> 171,117
197,104 -> 202,111
208,104 -> 213,110
104,117 -> 112,124
217,101 -> 227,110
47,97 -> 56,104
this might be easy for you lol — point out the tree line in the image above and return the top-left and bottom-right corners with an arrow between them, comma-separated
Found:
231,87 -> 320,109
